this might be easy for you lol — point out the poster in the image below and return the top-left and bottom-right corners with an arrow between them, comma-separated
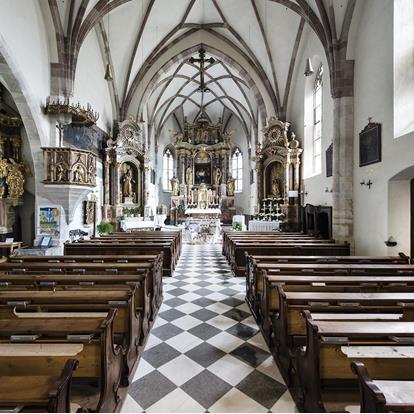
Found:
38,207 -> 61,237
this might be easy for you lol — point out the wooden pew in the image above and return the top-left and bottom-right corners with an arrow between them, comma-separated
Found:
0,359 -> 78,413
232,243 -> 351,276
352,361 -> 414,413
0,310 -> 123,412
296,312 -> 414,412
273,288 -> 414,373
258,273 -> 414,346
0,288 -> 143,384
5,255 -> 163,319
64,241 -> 175,276
248,259 -> 413,321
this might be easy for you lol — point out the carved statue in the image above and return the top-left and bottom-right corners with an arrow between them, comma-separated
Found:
56,164 -> 66,182
122,166 -> 135,197
171,177 -> 179,196
198,182 -> 208,209
214,167 -> 222,186
186,166 -> 193,186
73,164 -> 85,183
227,175 -> 235,196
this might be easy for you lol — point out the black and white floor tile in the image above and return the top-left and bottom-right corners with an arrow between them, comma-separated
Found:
122,244 -> 297,413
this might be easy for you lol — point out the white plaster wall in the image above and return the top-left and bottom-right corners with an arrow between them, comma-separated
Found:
388,179 -> 410,256
73,31 -> 113,132
0,0 -> 51,145
287,27 -> 333,208
352,0 -> 414,255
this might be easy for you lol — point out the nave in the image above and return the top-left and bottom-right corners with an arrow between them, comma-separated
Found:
122,244 -> 296,413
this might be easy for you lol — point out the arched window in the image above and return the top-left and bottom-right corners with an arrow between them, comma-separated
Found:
312,64 -> 323,174
162,148 -> 174,191
231,147 -> 243,193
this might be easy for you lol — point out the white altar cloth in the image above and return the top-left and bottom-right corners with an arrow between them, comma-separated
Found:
121,218 -> 155,231
248,220 -> 280,232
185,208 -> 221,215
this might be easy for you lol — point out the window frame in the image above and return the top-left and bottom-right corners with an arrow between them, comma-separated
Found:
312,64 -> 323,174
162,148 -> 174,192
231,147 -> 243,193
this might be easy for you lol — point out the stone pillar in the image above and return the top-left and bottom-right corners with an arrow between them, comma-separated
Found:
332,96 -> 354,247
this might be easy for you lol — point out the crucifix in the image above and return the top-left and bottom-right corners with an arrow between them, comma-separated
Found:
189,48 -> 215,93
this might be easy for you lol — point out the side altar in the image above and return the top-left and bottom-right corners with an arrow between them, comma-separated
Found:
169,112 -> 236,224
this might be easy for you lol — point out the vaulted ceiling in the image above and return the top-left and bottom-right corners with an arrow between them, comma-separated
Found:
48,0 -> 356,136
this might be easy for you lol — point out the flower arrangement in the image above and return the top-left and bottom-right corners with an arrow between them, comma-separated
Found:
97,221 -> 113,235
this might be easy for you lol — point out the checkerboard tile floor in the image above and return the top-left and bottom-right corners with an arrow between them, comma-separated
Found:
122,244 -> 297,413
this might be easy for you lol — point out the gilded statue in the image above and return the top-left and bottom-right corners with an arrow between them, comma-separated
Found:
214,167 -> 222,186
227,176 -> 235,196
270,164 -> 283,198
171,177 -> 179,196
122,166 -> 135,197
186,166 -> 193,186
6,162 -> 24,198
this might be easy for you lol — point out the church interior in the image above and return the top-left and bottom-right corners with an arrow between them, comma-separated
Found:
0,0 -> 414,412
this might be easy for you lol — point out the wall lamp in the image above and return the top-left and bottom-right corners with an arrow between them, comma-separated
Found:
360,179 -> 373,189
325,187 -> 333,193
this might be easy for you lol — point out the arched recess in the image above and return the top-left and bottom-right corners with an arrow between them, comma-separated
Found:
0,36 -> 44,243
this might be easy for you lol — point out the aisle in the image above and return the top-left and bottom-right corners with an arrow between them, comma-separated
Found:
122,244 -> 296,413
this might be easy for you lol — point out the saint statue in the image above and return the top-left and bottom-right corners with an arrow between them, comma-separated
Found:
214,167 -> 222,186
227,175 -> 235,196
170,177 -> 179,196
270,164 -> 282,198
186,166 -> 193,186
271,177 -> 281,197
198,182 -> 208,209
122,166 -> 135,197
73,164 -> 85,183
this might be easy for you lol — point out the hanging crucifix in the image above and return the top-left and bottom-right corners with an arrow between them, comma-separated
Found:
189,48 -> 215,93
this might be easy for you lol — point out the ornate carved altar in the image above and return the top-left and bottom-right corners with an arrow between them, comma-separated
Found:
169,111 -> 236,223
104,117 -> 146,221
0,112 -> 27,234
43,147 -> 96,186
256,117 -> 302,230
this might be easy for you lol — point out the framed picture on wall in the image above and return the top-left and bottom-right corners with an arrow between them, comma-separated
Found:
359,122 -> 381,167
326,143 -> 333,177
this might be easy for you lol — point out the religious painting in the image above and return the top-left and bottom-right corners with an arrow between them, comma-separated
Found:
83,200 -> 96,225
63,124 -> 107,156
359,122 -> 381,167
194,151 -> 211,185
326,143 -> 333,177
38,207 -> 60,237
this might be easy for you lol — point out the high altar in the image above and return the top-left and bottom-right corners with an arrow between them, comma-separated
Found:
169,112 -> 236,223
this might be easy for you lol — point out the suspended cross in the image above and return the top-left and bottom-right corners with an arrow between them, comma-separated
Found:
189,48 -> 215,93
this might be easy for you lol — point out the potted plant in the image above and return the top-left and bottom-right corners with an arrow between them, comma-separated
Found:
97,221 -> 113,235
